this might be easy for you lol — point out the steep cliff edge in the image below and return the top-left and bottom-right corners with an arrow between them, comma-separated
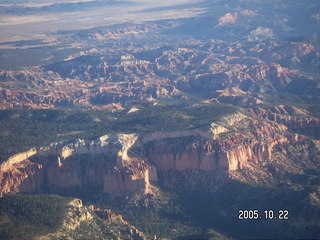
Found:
0,134 -> 157,196
143,113 -> 288,172
1,112 -> 316,196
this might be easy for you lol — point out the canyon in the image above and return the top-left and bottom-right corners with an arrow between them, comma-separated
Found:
0,40 -> 319,110
0,0 -> 320,239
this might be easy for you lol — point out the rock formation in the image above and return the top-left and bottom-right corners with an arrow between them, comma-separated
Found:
1,113 -> 311,196
0,134 -> 157,196
36,198 -> 146,240
0,38 -> 318,109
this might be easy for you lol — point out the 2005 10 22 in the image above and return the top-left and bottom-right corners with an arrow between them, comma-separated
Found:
238,210 -> 289,220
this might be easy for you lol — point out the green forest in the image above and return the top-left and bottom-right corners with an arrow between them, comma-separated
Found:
0,102 -> 236,163
0,194 -> 70,240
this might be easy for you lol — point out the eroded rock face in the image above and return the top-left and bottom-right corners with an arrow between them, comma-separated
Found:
144,115 -> 288,172
1,113 -> 312,196
246,107 -> 320,129
218,10 -> 258,26
36,198 -> 147,240
0,134 -> 156,196
0,158 -> 43,194
0,39 -> 317,109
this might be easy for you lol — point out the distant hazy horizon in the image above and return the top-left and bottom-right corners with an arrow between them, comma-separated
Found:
0,0 -> 204,42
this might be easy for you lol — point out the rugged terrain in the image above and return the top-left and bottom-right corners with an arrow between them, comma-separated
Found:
0,0 -> 320,239
0,108 -> 319,239
0,194 -> 146,240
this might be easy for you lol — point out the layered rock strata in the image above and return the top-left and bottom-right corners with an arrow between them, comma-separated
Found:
0,134 -> 157,196
0,114 -> 305,196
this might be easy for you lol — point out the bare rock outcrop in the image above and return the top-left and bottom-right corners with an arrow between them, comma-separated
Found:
0,113 -> 315,196
144,114 -> 288,172
0,39 -> 317,109
218,9 -> 257,26
36,198 -> 147,240
247,107 -> 320,129
0,134 -> 157,196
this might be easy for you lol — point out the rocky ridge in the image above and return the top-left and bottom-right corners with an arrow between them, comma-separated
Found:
0,1 -> 320,238
1,112 -> 317,196
0,133 -> 157,196
0,39 -> 318,109
36,198 -> 146,240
